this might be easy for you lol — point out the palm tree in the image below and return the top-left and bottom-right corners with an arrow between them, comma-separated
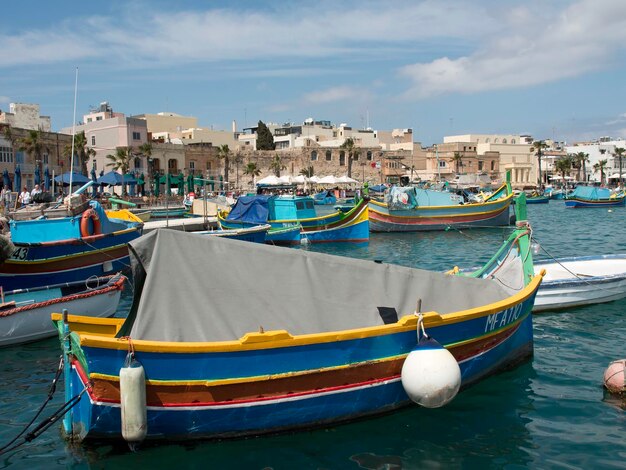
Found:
63,131 -> 95,175
269,154 -> 286,177
106,147 -> 132,196
554,156 -> 572,183
300,166 -> 315,178
573,151 -> 590,182
216,145 -> 231,187
19,129 -> 46,175
531,140 -> 549,187
243,162 -> 261,186
593,159 -> 608,186
452,152 -> 463,174
233,152 -> 244,190
613,147 -> 625,186
339,138 -> 360,178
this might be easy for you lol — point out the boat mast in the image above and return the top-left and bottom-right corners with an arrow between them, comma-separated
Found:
69,67 -> 78,192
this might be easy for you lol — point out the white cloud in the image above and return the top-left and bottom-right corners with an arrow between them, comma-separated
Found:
0,96 -> 10,104
303,86 -> 364,104
400,0 -> 626,98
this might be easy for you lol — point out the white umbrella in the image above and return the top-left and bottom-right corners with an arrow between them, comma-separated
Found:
318,175 -> 338,184
278,175 -> 293,184
257,175 -> 282,185
310,175 -> 321,183
337,175 -> 358,184
292,175 -> 309,184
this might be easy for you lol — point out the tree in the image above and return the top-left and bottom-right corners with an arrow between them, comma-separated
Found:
531,140 -> 549,187
554,155 -> 572,183
19,129 -> 47,173
593,159 -> 608,186
452,152 -> 464,174
216,145 -> 231,188
300,166 -> 315,177
613,147 -> 625,186
256,121 -> 275,150
106,147 -> 133,196
339,137 -> 360,178
269,154 -> 286,177
573,151 -> 590,182
243,162 -> 261,186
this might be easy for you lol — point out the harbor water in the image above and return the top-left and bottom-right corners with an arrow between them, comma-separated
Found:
2,202 -> 626,469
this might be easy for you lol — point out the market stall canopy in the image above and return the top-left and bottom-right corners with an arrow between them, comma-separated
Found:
318,175 -> 339,184
54,172 -> 90,185
337,175 -> 358,184
97,170 -> 136,185
257,175 -> 283,186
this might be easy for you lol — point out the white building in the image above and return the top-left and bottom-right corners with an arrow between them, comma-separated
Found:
565,138 -> 626,182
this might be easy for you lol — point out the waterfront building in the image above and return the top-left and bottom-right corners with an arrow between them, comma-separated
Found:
565,138 -> 626,183
0,102 -> 71,191
61,102 -> 149,176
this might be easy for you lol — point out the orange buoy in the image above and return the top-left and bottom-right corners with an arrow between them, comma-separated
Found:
603,359 -> 626,394
80,208 -> 102,237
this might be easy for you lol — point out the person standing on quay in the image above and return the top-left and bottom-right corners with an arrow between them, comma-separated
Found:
18,186 -> 31,207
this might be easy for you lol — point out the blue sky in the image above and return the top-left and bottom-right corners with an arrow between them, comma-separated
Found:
2,0 -> 626,145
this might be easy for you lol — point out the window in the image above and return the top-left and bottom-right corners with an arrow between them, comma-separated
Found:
132,131 -> 141,140
326,150 -> 332,161
0,146 -> 13,163
206,162 -> 212,171
168,159 -> 177,173
511,139 -> 516,144
494,138 -> 499,143
339,151 -> 346,166
91,136 -> 96,146
43,153 -> 49,164
190,161 -> 196,170
311,151 -> 318,161
367,151 -> 372,161
503,138 -> 507,144
87,118 -> 92,123
478,161 -> 483,171
96,116 -> 102,121
491,161 -> 495,171
296,201 -> 304,210
439,160 -> 446,168
134,157 -> 141,169
305,201 -> 314,209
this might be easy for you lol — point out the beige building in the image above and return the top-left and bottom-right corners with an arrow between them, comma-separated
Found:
443,134 -> 536,188
0,103 -> 51,132
132,112 -> 198,134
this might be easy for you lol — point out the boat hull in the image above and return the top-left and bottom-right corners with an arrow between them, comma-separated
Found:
368,195 -> 513,232
0,276 -> 124,347
525,196 -> 549,204
533,255 -> 626,312
195,224 -> 270,243
564,197 -> 626,208
58,284 -> 538,442
0,228 -> 141,290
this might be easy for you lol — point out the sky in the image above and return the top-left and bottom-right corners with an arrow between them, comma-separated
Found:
2,0 -> 626,146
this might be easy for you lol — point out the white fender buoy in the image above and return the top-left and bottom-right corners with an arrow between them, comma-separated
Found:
300,237 -> 310,245
401,335 -> 462,408
119,357 -> 147,443
603,359 -> 626,394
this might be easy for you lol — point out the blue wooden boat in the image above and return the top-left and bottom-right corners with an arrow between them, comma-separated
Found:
218,195 -> 369,243
564,186 -> 626,208
148,206 -> 188,219
368,176 -> 513,232
525,192 -> 550,204
0,201 -> 143,290
52,197 -> 541,442
313,190 -> 337,205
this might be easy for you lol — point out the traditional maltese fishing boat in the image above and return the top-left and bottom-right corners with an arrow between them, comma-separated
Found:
564,186 -> 626,208
52,197 -> 540,443
0,201 -> 142,290
368,174 -> 513,232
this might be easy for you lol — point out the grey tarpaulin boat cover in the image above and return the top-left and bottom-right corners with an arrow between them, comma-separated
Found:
120,229 -> 520,342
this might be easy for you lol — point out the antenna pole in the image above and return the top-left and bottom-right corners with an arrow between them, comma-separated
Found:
69,67 -> 78,193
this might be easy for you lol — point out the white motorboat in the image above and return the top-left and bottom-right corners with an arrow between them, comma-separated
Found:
0,274 -> 126,347
533,255 -> 626,312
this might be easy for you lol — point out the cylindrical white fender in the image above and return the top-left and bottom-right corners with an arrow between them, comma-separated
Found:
119,360 -> 147,443
401,336 -> 461,408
